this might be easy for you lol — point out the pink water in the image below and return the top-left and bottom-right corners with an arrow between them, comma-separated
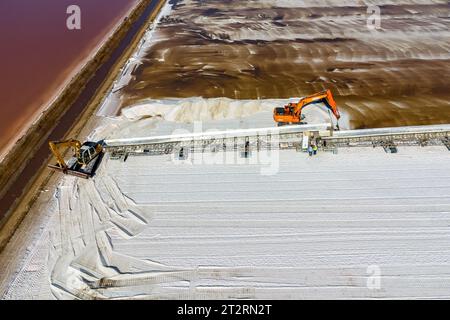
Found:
0,0 -> 138,155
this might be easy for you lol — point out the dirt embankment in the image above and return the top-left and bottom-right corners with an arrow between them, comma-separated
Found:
0,0 -> 166,252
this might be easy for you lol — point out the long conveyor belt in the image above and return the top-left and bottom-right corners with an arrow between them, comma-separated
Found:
103,123 -> 450,158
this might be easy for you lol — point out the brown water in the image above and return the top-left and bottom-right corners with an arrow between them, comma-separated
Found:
0,0 -> 138,155
120,0 -> 450,129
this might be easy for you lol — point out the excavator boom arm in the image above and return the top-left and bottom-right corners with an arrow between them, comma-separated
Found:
273,89 -> 341,126
293,89 -> 340,120
48,139 -> 82,170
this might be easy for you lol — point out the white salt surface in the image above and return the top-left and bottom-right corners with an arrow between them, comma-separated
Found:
2,100 -> 450,299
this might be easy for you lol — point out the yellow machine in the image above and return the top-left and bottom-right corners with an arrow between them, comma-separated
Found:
48,139 -> 104,179
273,89 -> 341,128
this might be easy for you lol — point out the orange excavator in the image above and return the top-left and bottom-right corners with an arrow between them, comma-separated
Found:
273,89 -> 341,129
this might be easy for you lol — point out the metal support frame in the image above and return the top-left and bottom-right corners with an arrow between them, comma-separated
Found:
104,125 -> 450,160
